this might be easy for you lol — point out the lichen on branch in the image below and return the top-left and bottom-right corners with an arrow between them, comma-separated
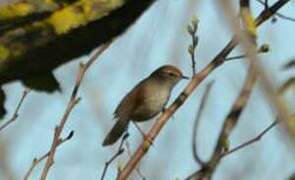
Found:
0,0 -> 155,118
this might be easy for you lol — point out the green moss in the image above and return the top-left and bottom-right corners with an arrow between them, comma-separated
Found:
0,3 -> 34,20
0,45 -> 9,61
46,0 -> 124,34
46,6 -> 86,34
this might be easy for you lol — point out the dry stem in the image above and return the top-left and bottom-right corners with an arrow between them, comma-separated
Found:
24,131 -> 74,180
0,89 -> 30,133
39,42 -> 111,180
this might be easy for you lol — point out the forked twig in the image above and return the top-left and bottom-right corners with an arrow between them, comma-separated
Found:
256,0 -> 295,23
101,133 -> 129,180
24,131 -> 74,180
222,120 -> 278,157
0,89 -> 30,133
39,42 -> 111,180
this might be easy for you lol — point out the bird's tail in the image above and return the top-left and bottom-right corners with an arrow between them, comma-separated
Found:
102,119 -> 129,146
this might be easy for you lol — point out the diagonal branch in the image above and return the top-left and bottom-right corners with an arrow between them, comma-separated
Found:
222,120 -> 278,157
117,1 -> 290,179
256,0 -> 295,23
39,42 -> 111,180
185,0 -> 291,179
186,66 -> 257,180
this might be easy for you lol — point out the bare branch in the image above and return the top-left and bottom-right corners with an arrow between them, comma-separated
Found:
187,0 -> 291,178
24,131 -> 74,180
222,120 -> 278,157
0,88 -> 30,133
192,81 -> 214,165
282,59 -> 295,70
188,65 -> 257,180
39,42 -> 111,180
225,44 -> 269,61
100,133 -> 129,180
125,140 -> 146,180
117,0 -> 290,179
224,0 -> 292,137
256,0 -> 295,23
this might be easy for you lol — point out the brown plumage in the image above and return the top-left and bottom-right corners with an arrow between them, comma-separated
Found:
102,65 -> 188,146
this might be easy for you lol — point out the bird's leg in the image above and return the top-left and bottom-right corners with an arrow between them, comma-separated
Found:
132,122 -> 154,146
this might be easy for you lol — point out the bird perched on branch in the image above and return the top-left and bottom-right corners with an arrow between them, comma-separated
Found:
102,65 -> 188,146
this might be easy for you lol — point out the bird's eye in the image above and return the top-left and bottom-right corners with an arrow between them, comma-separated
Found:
167,72 -> 176,77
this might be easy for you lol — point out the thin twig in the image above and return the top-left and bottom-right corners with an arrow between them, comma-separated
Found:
192,81 -> 214,165
187,0 -> 291,178
101,133 -> 129,180
39,42 -> 111,180
225,44 -> 269,61
256,0 -> 295,23
227,0 -> 292,137
0,89 -> 30,132
24,131 -> 74,180
282,59 -> 295,70
186,0 -> 280,178
125,140 -> 146,180
222,120 -> 278,157
117,1 -> 290,179
131,122 -> 154,147
186,65 -> 257,180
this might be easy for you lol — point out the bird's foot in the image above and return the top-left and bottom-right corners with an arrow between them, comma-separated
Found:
132,122 -> 154,147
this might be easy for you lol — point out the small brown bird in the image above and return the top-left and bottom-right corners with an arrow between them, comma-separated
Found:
102,65 -> 188,146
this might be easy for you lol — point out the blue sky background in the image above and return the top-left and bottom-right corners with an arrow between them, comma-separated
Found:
1,0 -> 295,179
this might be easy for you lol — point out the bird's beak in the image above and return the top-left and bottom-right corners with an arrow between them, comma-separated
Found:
182,75 -> 189,80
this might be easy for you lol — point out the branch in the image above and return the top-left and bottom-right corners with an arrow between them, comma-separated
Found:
39,42 -> 111,180
282,59 -> 295,70
124,139 -> 146,180
222,120 -> 278,157
117,1 -> 290,179
0,0 -> 155,119
186,0 -> 291,178
0,88 -> 30,132
187,64 -> 257,180
23,131 -> 74,180
225,44 -> 269,61
0,0 -> 155,86
225,0 -> 292,137
100,133 -> 129,180
192,81 -> 214,165
256,0 -> 295,23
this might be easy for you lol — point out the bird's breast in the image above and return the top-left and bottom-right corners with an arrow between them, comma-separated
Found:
131,82 -> 170,122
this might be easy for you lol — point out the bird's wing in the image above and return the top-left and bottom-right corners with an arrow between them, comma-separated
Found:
114,79 -> 146,121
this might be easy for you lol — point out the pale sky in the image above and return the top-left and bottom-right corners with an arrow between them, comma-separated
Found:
1,0 -> 295,180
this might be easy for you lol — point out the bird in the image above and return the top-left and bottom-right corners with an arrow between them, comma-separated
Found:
102,65 -> 188,146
